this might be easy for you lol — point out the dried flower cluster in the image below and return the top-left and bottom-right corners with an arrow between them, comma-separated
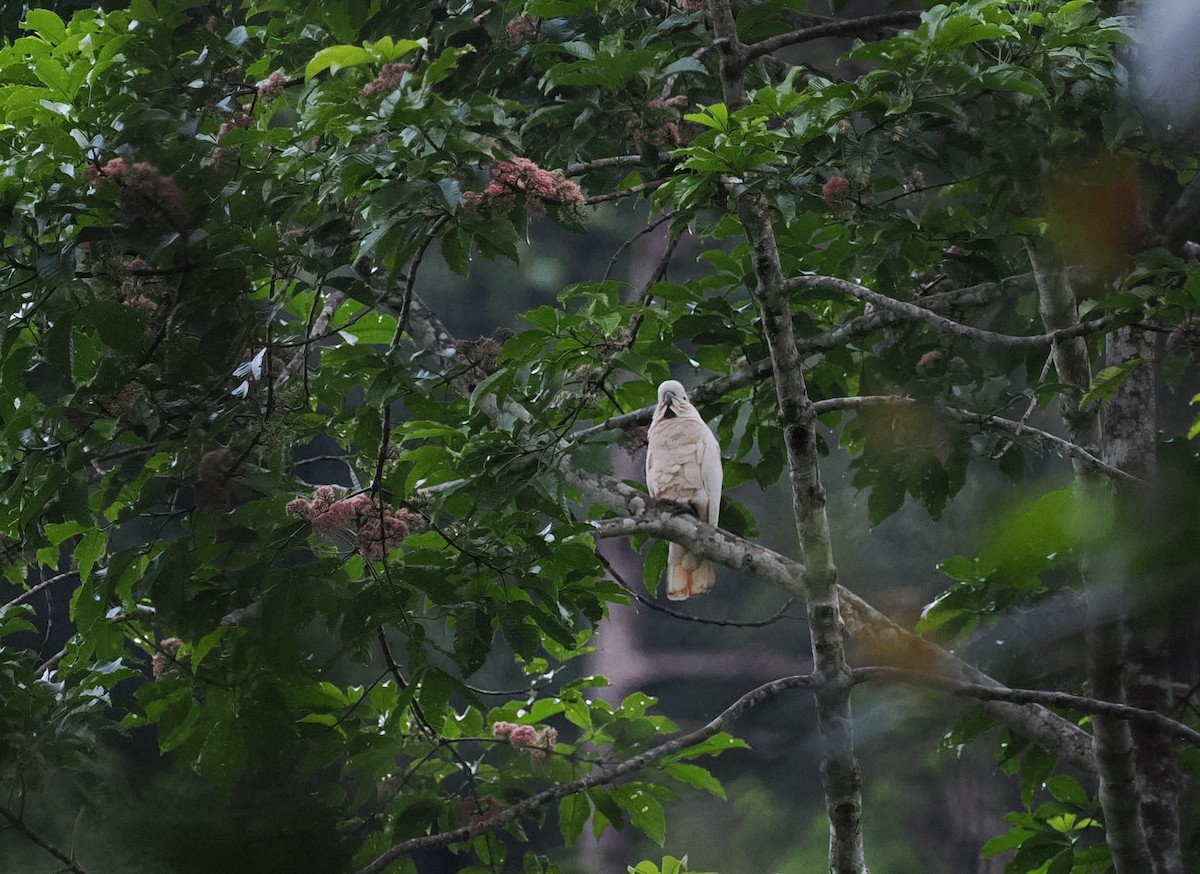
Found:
286,486 -> 420,561
505,15 -> 537,45
822,175 -> 852,208
455,336 -> 502,377
456,794 -> 506,826
492,720 -> 558,765
626,95 -> 690,150
361,62 -> 412,97
99,383 -> 141,417
116,257 -> 166,314
85,158 -> 189,230
151,637 -> 185,679
461,158 -> 585,221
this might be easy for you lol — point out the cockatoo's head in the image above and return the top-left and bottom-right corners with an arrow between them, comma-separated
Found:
655,379 -> 693,420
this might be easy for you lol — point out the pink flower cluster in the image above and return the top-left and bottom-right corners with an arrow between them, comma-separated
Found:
257,69 -> 288,103
361,62 -> 412,97
461,158 -> 585,221
85,159 -> 189,230
286,487 -> 419,561
218,111 -> 252,141
492,721 -> 558,765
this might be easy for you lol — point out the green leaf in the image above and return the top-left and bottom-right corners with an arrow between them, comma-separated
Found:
642,538 -> 667,598
22,8 -> 67,44
615,785 -> 665,845
1044,775 -> 1088,807
306,44 -> 373,79
1080,357 -> 1148,409
559,794 -> 589,846
664,762 -> 726,799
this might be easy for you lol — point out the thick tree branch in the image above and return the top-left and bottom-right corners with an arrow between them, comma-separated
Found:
710,8 -> 865,856
355,674 -> 819,874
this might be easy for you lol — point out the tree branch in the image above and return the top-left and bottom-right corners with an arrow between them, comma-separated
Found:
0,803 -> 90,874
785,274 -> 1113,348
2,570 -> 77,611
852,668 -> 1200,748
743,11 -> 922,61
355,674 -> 819,874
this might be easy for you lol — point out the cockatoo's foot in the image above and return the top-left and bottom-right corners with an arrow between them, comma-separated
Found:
656,497 -> 701,518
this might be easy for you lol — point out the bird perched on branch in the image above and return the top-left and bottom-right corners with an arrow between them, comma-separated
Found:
645,380 -> 723,600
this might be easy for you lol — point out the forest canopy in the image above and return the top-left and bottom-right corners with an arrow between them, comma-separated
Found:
1,1 -> 1198,873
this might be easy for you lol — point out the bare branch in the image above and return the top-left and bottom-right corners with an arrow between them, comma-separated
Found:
743,11 -> 922,61
943,407 -> 1139,482
584,179 -> 667,205
2,570 -> 78,611
355,673 -> 819,874
565,155 -> 646,176
0,803 -> 90,874
785,274 -> 1113,348
853,667 -> 1200,749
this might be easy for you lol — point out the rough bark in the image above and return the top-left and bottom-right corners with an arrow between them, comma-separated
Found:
1103,325 -> 1182,874
704,5 -> 866,869
1026,241 -> 1153,874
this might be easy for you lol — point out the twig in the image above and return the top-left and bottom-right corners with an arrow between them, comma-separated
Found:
565,155 -> 646,176
944,407 -> 1138,482
0,803 -> 90,874
597,551 -> 799,627
3,570 -> 78,611
354,673 -> 817,874
585,180 -> 667,205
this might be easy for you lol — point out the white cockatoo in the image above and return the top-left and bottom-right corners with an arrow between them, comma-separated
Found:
645,380 -> 723,600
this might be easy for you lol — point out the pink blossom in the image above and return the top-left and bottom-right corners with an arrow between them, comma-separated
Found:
217,112 -> 252,141
257,69 -> 287,103
355,506 -> 416,561
287,488 -> 418,560
492,721 -> 517,738
361,62 -> 411,97
508,725 -> 537,746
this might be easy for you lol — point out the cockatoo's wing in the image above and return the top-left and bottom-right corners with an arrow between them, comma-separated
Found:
645,380 -> 723,600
